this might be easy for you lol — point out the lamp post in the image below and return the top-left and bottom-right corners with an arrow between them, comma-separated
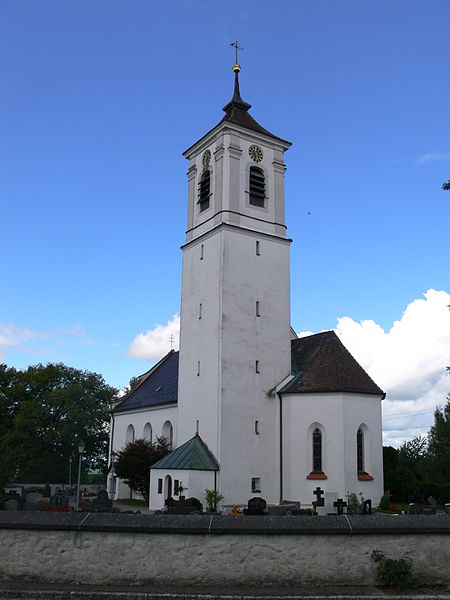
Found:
68,456 -> 73,493
75,441 -> 85,511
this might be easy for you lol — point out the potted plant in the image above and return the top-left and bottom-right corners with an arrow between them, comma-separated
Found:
204,488 -> 224,512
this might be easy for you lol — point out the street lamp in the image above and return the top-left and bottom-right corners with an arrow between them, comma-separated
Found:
75,441 -> 85,511
68,456 -> 73,492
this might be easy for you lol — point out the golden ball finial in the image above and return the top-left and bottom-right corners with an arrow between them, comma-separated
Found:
232,63 -> 241,73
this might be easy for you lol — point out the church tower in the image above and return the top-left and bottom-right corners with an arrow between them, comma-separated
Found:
176,59 -> 292,505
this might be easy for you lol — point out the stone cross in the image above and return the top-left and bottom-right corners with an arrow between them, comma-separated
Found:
333,498 -> 347,515
313,486 -> 325,507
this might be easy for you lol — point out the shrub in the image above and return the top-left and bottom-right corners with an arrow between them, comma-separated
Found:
204,488 -> 224,510
379,493 -> 390,510
438,484 -> 450,503
372,548 -> 414,589
38,498 -> 50,511
420,481 -> 440,502
186,497 -> 203,512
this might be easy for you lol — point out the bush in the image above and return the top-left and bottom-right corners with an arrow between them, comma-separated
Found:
379,493 -> 390,510
438,484 -> 450,503
38,498 -> 50,511
372,548 -> 414,589
204,488 -> 224,510
420,481 -> 440,502
186,497 -> 203,512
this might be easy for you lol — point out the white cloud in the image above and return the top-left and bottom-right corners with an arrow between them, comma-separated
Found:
128,314 -> 180,361
0,323 -> 94,359
333,289 -> 450,447
128,291 -> 450,448
415,152 -> 450,165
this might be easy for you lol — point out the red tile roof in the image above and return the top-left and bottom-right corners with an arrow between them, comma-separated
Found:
282,331 -> 384,397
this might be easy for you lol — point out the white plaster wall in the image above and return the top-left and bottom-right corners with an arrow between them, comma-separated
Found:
342,393 -> 384,503
1,529 -> 449,586
177,231 -> 222,456
282,392 -> 383,506
149,469 -> 216,510
177,226 -> 291,507
110,405 -> 177,500
219,228 -> 291,506
282,393 -> 344,504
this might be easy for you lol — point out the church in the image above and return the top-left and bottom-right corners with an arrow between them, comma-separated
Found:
108,58 -> 385,511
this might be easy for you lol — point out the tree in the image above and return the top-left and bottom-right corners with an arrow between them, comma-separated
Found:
114,437 -> 170,500
427,394 -> 450,483
442,180 -> 450,191
0,362 -> 117,483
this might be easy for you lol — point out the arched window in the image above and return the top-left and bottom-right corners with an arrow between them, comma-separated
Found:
143,422 -> 152,443
249,166 -> 265,207
126,424 -> 135,444
312,428 -> 322,472
198,170 -> 210,212
357,428 -> 364,473
162,420 -> 173,450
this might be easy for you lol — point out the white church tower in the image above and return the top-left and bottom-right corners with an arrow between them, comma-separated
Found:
116,55 -> 384,510
175,60 -> 292,505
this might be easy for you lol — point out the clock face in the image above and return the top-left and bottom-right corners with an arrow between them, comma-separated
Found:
202,150 -> 211,168
249,144 -> 263,163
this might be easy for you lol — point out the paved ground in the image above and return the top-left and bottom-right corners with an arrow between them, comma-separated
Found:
0,583 -> 449,600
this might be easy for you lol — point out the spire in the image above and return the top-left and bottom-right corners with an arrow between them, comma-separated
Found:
223,41 -> 251,113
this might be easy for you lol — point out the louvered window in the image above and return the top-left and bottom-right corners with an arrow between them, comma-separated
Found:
198,170 -> 210,212
249,166 -> 265,207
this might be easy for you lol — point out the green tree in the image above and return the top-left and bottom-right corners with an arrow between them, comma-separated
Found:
383,437 -> 429,502
0,362 -> 117,483
114,437 -> 170,500
442,180 -> 450,191
427,395 -> 450,483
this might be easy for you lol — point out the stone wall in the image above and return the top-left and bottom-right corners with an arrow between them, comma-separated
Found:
1,513 -> 450,587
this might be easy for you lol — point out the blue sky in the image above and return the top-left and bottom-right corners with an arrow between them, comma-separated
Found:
1,1 -> 449,446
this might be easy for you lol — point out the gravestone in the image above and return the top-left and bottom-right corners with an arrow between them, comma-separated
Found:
4,491 -> 22,511
24,490 -> 44,511
92,489 -> 113,512
445,504 -> 450,516
333,498 -> 347,515
166,495 -> 202,515
362,499 -> 372,514
313,487 -> 325,507
408,502 -> 437,515
49,489 -> 69,512
427,496 -> 437,507
269,500 -> 301,516
244,497 -> 267,515
408,484 -> 424,504
324,491 -> 338,515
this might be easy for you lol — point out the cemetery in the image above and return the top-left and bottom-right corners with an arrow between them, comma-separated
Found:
1,482 -> 450,590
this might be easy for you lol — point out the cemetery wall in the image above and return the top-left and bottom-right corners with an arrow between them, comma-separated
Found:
0,514 -> 450,587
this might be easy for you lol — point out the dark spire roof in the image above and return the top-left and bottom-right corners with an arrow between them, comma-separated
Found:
183,65 -> 291,156
218,68 -> 290,145
222,71 -> 252,113
281,331 -> 385,397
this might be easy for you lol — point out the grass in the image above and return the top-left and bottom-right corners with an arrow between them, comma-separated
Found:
117,498 -> 147,506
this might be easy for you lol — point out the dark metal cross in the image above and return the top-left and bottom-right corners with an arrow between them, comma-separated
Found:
230,40 -> 244,64
313,487 -> 325,507
333,498 -> 347,515
169,334 -> 175,350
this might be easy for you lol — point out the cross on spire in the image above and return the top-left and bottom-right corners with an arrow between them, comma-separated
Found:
230,40 -> 244,72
